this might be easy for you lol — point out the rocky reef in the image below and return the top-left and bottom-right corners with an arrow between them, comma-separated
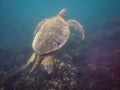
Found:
0,21 -> 120,90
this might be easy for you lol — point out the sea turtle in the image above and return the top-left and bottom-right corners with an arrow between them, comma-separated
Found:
22,9 -> 85,74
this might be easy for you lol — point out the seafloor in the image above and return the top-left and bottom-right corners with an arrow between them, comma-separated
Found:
0,21 -> 120,90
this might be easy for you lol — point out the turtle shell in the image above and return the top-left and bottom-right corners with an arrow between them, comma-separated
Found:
32,16 -> 70,54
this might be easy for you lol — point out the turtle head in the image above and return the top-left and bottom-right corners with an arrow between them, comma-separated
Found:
57,9 -> 67,19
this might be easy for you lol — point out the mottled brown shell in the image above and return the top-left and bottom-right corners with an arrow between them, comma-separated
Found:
32,16 -> 70,54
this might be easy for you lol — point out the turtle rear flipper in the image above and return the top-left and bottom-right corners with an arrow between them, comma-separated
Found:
41,55 -> 54,74
22,52 -> 36,69
30,55 -> 43,73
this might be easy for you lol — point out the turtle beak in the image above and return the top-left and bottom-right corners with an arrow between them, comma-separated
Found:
58,9 -> 67,18
62,9 -> 67,12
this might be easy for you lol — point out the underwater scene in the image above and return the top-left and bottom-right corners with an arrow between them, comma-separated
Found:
0,0 -> 120,90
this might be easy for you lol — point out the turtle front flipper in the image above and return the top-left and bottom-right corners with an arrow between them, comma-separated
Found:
22,52 -> 36,69
41,54 -> 54,74
67,20 -> 85,40
34,18 -> 49,35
